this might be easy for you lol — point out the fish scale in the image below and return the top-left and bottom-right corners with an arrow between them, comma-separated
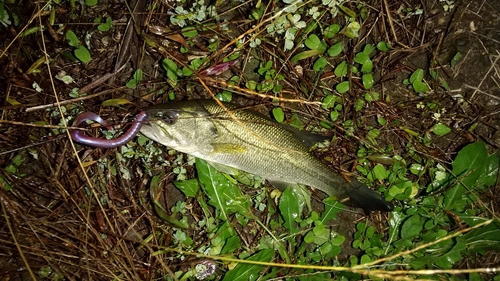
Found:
140,100 -> 394,212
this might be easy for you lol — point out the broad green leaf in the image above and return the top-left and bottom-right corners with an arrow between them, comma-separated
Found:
272,107 -> 285,122
279,188 -> 300,233
319,197 -> 344,224
196,159 -> 251,219
74,46 -> 91,63
401,214 -> 424,239
463,218 -> 500,252
413,80 -> 429,93
336,81 -> 349,93
410,68 -> 424,83
327,42 -> 343,57
222,235 -> 242,254
313,57 -> 327,71
322,95 -> 335,109
388,211 -> 406,245
361,60 -> 373,73
305,34 -> 321,50
435,236 -> 466,269
97,16 -> 112,31
372,164 -> 388,180
334,61 -> 348,77
65,30 -> 79,47
324,24 -> 341,38
85,0 -> 97,6
432,123 -> 451,136
362,73 -> 374,89
476,152 -> 499,187
377,41 -> 391,51
443,143 -> 488,210
174,179 -> 199,197
221,249 -> 274,281
354,52 -> 370,64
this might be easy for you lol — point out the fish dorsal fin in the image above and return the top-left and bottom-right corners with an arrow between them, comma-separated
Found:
281,125 -> 330,149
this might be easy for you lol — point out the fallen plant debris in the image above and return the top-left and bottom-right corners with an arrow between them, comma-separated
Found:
0,0 -> 499,280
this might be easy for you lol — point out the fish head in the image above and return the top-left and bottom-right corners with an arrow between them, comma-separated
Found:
140,103 -> 218,155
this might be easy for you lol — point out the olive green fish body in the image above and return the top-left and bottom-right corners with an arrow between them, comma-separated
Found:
141,100 -> 393,212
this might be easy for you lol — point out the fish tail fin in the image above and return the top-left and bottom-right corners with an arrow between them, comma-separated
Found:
345,179 -> 394,213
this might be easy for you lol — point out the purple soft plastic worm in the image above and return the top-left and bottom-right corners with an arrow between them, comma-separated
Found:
69,111 -> 147,148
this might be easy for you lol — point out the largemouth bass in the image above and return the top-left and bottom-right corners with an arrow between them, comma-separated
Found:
140,100 -> 393,212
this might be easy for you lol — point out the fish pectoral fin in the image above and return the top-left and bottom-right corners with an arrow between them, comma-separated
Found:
268,180 -> 293,191
211,143 -> 247,154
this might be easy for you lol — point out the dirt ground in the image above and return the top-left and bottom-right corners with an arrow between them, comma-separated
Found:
0,0 -> 499,280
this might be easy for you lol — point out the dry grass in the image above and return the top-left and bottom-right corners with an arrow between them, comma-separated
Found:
0,0 -> 499,280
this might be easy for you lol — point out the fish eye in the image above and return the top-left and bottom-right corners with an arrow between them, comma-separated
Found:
155,112 -> 177,124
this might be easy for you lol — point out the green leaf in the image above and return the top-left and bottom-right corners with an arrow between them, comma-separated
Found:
401,214 -> 424,239
412,80 -> 429,93
182,27 -> 198,38
272,107 -> 285,122
324,24 -> 341,38
362,73 -> 374,89
476,152 -> 499,187
74,46 -> 91,63
313,57 -> 327,71
222,249 -> 274,281
196,159 -> 251,219
435,237 -> 466,269
451,52 -> 461,68
334,61 -> 348,77
330,111 -> 339,121
410,68 -> 424,83
327,42 -> 343,57
432,123 -> 451,136
279,188 -> 300,233
443,143 -> 490,210
150,175 -> 188,228
174,179 -> 199,197
353,52 -> 369,64
344,21 -> 360,38
101,98 -> 132,107
338,4 -> 357,18
85,0 -> 97,6
361,60 -> 373,73
372,164 -> 388,180
336,81 -> 350,94
322,95 -> 335,109
305,34 -> 321,50
376,41 -> 391,51
319,197 -> 344,224
463,218 -> 500,252
290,49 -> 323,64
126,69 -> 143,88
162,58 -> 178,82
363,44 -> 376,56
65,30 -> 80,47
97,16 -> 112,32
